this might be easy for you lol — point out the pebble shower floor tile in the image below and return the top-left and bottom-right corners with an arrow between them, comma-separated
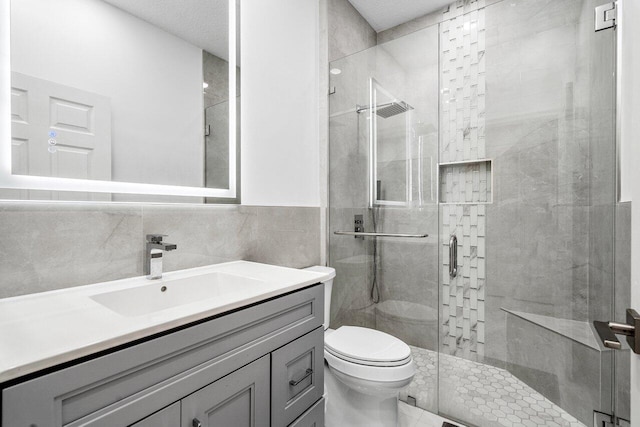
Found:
400,346 -> 586,427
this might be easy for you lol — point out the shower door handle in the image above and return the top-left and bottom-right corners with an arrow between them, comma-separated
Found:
449,235 -> 457,278
594,309 -> 640,354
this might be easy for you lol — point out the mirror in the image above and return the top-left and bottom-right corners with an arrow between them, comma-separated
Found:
1,0 -> 239,202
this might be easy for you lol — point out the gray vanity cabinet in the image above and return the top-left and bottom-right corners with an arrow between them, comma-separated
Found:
288,398 -> 324,427
1,284 -> 324,427
182,355 -> 270,427
130,402 -> 180,427
271,327 -> 324,426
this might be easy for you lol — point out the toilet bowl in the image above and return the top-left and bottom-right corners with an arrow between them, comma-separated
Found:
304,266 -> 416,427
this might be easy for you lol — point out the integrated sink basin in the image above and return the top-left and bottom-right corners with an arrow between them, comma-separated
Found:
91,272 -> 267,317
0,260 -> 331,383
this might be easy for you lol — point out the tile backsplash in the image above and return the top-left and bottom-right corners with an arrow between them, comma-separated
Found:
0,202 -> 321,299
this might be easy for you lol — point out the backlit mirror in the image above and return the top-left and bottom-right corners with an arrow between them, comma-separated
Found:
0,0 -> 239,202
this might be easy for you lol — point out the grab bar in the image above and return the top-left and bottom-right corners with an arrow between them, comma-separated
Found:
449,235 -> 458,278
334,231 -> 428,238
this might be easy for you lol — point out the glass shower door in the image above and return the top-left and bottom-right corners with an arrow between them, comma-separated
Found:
327,0 -> 626,425
328,25 -> 441,414
436,0 -> 625,426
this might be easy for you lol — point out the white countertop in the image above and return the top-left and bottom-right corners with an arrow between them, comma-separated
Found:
0,261 -> 329,383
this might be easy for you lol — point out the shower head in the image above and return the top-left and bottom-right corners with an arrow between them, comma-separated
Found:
356,101 -> 414,118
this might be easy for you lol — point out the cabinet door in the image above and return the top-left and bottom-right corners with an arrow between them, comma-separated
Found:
289,398 -> 324,427
181,355 -> 270,427
271,327 -> 324,426
130,402 -> 180,427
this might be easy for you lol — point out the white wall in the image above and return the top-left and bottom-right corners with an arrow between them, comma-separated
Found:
241,0 -> 321,207
11,0 -> 204,188
623,0 -> 640,424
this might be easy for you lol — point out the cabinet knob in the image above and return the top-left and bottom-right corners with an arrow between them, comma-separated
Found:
192,418 -> 202,427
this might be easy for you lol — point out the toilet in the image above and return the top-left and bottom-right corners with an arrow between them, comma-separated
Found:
304,266 -> 416,427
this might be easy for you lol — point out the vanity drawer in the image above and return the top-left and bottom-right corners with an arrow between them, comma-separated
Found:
289,397 -> 324,427
271,327 -> 324,427
129,402 -> 180,427
2,284 -> 323,427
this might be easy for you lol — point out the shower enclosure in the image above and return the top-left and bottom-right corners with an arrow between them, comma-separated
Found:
327,0 -> 629,426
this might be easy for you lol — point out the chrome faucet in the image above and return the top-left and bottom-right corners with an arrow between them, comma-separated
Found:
145,234 -> 177,280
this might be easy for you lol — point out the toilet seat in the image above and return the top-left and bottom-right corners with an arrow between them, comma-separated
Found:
324,326 -> 415,383
325,326 -> 411,367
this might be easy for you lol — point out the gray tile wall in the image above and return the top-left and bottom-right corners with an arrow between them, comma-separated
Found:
327,19 -> 440,348
326,0 -> 379,331
482,0 -> 625,423
505,314 -> 601,425
327,0 -> 376,62
484,0 -> 593,363
0,202 -> 321,299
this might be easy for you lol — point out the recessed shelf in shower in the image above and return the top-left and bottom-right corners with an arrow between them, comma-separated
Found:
438,159 -> 493,205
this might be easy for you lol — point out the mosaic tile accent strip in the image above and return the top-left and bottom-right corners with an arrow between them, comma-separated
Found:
440,160 -> 492,204
400,346 -> 586,427
440,2 -> 486,164
442,204 -> 486,360
439,0 -> 488,360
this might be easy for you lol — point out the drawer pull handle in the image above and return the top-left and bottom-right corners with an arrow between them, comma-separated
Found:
193,418 -> 202,427
289,368 -> 313,386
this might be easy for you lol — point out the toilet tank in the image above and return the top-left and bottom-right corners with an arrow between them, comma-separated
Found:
304,266 -> 336,330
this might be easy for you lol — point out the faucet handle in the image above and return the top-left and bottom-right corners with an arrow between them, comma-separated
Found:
146,234 -> 168,243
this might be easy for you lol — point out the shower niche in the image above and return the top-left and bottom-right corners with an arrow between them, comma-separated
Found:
438,159 -> 492,204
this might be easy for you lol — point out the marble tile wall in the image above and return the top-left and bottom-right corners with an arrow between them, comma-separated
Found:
442,203 -> 487,360
439,0 -> 488,361
481,0 -> 627,423
440,161 -> 492,204
0,202 -> 321,299
484,0 -> 592,363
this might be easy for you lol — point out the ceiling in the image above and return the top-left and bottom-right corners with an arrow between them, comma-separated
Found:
101,0 -> 450,60
102,0 -> 229,60
347,0 -> 452,32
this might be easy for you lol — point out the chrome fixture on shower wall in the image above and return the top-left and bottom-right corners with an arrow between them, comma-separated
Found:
356,100 -> 415,118
354,214 -> 364,240
449,235 -> 458,278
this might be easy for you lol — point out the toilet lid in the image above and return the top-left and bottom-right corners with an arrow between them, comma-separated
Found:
324,326 -> 411,367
